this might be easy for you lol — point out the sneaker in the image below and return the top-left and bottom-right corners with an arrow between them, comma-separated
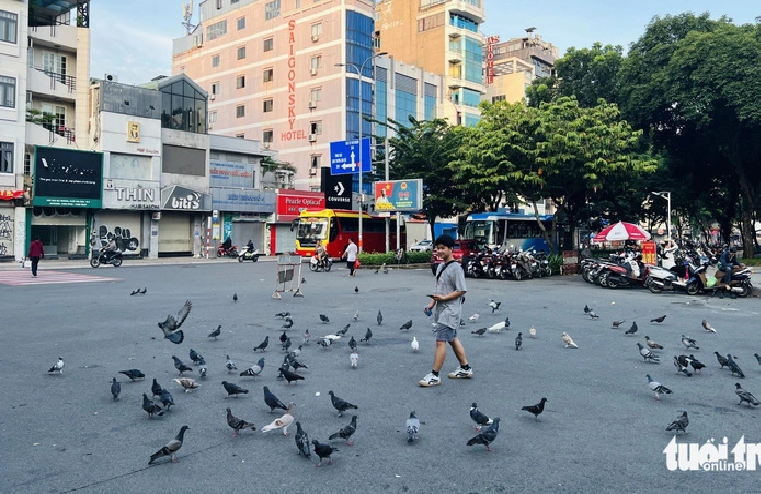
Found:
419,373 -> 441,387
448,366 -> 473,379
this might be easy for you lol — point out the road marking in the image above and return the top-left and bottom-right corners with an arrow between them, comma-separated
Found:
0,270 -> 120,286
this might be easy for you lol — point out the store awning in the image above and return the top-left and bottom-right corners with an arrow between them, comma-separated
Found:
0,189 -> 25,201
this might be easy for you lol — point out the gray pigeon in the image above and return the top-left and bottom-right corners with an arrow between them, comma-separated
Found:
377,310 -> 382,325
637,343 -> 660,362
646,374 -> 672,401
399,320 -> 412,331
727,354 -> 745,379
253,336 -> 269,352
469,403 -> 493,431
360,328 -> 373,343
681,335 -> 699,350
329,390 -> 358,417
328,415 -> 357,446
118,369 -> 145,382
159,389 -> 174,410
665,411 -> 688,434
348,336 -> 357,351
172,356 -> 193,376
226,355 -> 238,373
295,421 -> 310,458
221,381 -> 249,397
625,322 -> 638,336
226,407 -> 255,437
320,314 -> 330,323
312,440 -> 338,466
111,377 -> 121,401
142,393 -> 164,418
149,425 -> 189,464
735,383 -> 759,406
406,411 -> 420,443
208,325 -> 221,339
240,358 -> 265,380
264,386 -> 288,413
515,332 -> 523,351
157,300 -> 192,344
151,378 -> 163,398
467,417 -> 500,451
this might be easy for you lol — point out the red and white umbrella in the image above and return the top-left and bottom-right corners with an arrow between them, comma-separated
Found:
593,221 -> 651,242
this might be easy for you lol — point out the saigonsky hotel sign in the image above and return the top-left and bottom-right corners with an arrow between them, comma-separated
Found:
486,35 -> 500,85
282,19 -> 307,142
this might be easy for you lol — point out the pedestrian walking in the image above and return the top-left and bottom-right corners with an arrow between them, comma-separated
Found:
420,234 -> 471,387
28,235 -> 44,277
343,238 -> 358,277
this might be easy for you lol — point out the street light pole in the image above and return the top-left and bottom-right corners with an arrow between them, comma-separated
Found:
336,52 -> 387,253
651,191 -> 671,241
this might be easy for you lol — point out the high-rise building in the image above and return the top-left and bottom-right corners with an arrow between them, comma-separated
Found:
376,0 -> 486,127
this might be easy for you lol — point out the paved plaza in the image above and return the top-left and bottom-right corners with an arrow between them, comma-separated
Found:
2,260 -> 761,493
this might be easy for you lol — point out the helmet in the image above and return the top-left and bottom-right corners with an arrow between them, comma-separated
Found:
730,247 -> 737,253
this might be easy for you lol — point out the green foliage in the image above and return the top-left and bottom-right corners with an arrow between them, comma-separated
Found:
547,254 -> 564,275
357,251 -> 432,266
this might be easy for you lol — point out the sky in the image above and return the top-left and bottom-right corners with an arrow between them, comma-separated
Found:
89,0 -> 759,85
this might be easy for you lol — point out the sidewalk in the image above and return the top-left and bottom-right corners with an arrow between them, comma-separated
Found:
0,255 -> 283,271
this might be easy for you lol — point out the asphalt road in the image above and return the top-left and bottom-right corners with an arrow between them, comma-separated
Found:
2,262 -> 761,493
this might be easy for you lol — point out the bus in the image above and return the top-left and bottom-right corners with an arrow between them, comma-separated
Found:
464,210 -> 557,252
293,209 -> 406,258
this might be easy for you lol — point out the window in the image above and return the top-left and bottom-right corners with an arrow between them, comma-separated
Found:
310,56 -> 322,70
209,111 -> 217,123
207,20 -> 227,41
417,12 -> 444,32
237,16 -> 245,30
263,129 -> 273,143
211,82 -> 219,95
310,121 -> 322,135
263,98 -> 273,113
236,134 -> 245,139
0,75 -> 15,108
24,153 -> 31,175
263,37 -> 273,52
237,46 -> 246,60
0,10 -> 18,44
236,105 -> 245,118
263,68 -> 273,83
0,142 -> 12,173
216,0 -> 222,8
450,13 -> 479,32
236,75 -> 245,89
265,0 -> 281,21
212,55 -> 220,67
311,22 -> 322,39
310,88 -> 322,103
310,155 -> 321,171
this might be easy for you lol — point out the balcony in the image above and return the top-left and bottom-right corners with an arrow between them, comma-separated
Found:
28,22 -> 78,51
27,67 -> 77,101
26,121 -> 77,148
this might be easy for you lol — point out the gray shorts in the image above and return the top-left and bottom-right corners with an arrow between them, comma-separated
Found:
434,324 -> 457,342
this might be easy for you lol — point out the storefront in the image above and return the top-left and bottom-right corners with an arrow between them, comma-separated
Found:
97,178 -> 160,257
270,189 -> 324,255
0,189 -> 24,261
159,185 -> 211,256
210,188 -> 275,253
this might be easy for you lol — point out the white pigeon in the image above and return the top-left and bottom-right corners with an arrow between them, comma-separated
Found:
468,313 -> 480,323
225,355 -> 237,374
486,321 -> 505,333
48,357 -> 65,375
323,334 -> 342,341
350,351 -> 358,368
353,310 -> 359,322
173,378 -> 201,393
261,402 -> 295,435
528,326 -> 536,338
488,299 -> 502,312
562,332 -> 578,349
411,337 -> 419,352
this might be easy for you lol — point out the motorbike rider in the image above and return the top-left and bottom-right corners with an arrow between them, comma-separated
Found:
104,237 -> 117,260
247,239 -> 254,254
718,246 -> 744,289
316,243 -> 328,269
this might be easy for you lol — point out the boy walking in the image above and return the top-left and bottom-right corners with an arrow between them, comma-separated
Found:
28,235 -> 45,277
420,235 -> 471,387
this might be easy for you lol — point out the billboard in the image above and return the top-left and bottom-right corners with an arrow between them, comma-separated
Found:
209,161 -> 256,188
33,147 -> 103,208
373,179 -> 423,212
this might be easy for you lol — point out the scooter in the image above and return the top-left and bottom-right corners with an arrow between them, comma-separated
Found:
238,249 -> 261,262
309,253 -> 332,272
91,248 -> 123,268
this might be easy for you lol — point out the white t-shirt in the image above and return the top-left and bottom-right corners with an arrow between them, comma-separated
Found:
345,243 -> 358,262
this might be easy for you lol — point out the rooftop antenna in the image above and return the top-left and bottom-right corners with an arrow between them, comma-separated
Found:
182,2 -> 196,35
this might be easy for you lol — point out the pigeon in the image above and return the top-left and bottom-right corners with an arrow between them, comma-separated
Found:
253,336 -> 269,352
142,393 -> 164,418
226,407 -> 255,437
471,327 -> 486,336
612,320 -> 626,329
411,337 -> 419,352
374,266 -> 380,274
118,369 -> 145,382
469,313 -> 480,322
282,368 -> 305,385
329,415 -> 357,446
529,326 -> 536,338
637,343 -> 660,362
377,310 -> 382,325
647,374 -> 672,401
189,349 -> 201,364
467,417 -> 500,451
262,402 -> 295,435
406,411 -> 421,443
312,440 -> 338,466
225,355 -> 238,373
198,365 -> 207,379
208,325 -> 221,339
337,324 -> 350,336
360,328 -> 373,343
283,337 -> 292,353
673,356 -> 693,377
645,336 -> 664,350
625,322 -> 638,336
264,386 -> 288,413
588,311 -> 599,320
303,330 -> 310,345
350,351 -> 358,368
651,315 -> 666,323
319,314 -> 330,323
583,305 -> 592,314
159,389 -> 175,410
110,377 -> 121,401
469,403 -> 493,431
701,319 -> 716,333
735,383 -> 759,406
295,421 -> 311,457
383,264 -> 389,274
400,320 -> 413,331
301,277 -> 306,284
755,353 -> 761,366
172,356 -> 193,376
149,425 -> 189,464
280,331 -> 289,345
282,319 -> 294,330
522,397 -> 548,421
681,335 -> 699,350
48,357 -> 64,375
139,287 -> 147,294
460,319 -> 466,327
562,332 -> 578,349
276,312 -> 290,319
727,354 -> 745,379
715,352 -> 729,369
130,288 -> 139,295
173,378 -> 200,393
329,390 -> 358,417
232,293 -> 238,302
354,286 -> 358,293
157,300 -> 192,344
317,338 -> 333,350
488,300 -> 501,313
348,336 -> 357,351
689,355 -> 706,373
151,378 -> 164,398
515,332 -> 523,351
221,381 -> 249,398
353,310 -> 359,322
240,358 -> 265,380
665,411 -> 688,434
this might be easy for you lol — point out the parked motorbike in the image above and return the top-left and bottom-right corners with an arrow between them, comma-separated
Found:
602,258 -> 652,289
91,248 -> 123,268
217,245 -> 238,257
238,249 -> 261,262
686,265 -> 753,297
309,253 -> 332,272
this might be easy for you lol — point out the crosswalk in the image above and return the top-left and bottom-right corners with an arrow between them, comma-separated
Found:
0,270 -> 120,286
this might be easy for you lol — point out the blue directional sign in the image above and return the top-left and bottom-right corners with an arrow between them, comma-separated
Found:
330,138 -> 372,175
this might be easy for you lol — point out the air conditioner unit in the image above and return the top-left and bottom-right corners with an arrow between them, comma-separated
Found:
104,74 -> 118,82
210,95 -> 216,101
308,134 -> 317,142
105,180 -> 114,190
152,211 -> 162,220
311,35 -> 320,43
309,168 -> 317,176
262,143 -> 270,150
308,101 -> 317,109
310,68 -> 318,76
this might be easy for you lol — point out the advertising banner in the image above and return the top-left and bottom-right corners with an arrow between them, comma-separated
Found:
33,147 -> 103,208
373,179 -> 423,212
161,185 -> 212,211
209,161 -> 256,188
210,188 -> 275,213
642,240 -> 656,267
276,190 -> 324,222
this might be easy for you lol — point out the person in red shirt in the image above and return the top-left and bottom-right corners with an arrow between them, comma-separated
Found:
28,235 -> 44,277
